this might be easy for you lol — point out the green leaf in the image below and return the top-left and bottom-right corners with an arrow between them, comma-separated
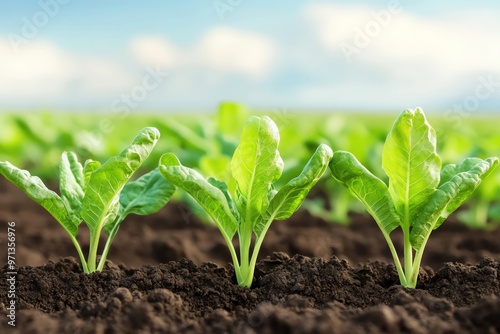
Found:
208,177 -> 240,221
81,127 -> 160,236
440,158 -> 487,185
231,116 -> 283,222
256,144 -> 333,237
59,152 -> 84,214
0,161 -> 80,236
104,168 -> 176,234
411,157 -> 499,250
102,196 -> 120,230
382,108 -> 441,226
83,159 -> 101,189
159,153 -> 239,240
266,183 -> 278,204
330,151 -> 400,235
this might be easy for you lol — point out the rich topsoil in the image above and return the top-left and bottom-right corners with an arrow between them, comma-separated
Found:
1,178 -> 500,333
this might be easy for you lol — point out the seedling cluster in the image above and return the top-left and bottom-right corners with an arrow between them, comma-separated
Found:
0,128 -> 175,273
159,116 -> 332,286
1,109 -> 497,288
330,109 -> 498,287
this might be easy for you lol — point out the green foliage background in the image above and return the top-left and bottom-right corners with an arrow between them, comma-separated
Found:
1,106 -> 499,229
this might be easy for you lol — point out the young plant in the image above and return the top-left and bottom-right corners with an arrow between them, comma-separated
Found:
0,127 -> 175,273
159,116 -> 333,287
329,108 -> 498,288
456,172 -> 500,231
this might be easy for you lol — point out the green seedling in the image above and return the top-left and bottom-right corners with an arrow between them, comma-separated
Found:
329,108 -> 498,288
159,116 -> 333,287
0,127 -> 175,273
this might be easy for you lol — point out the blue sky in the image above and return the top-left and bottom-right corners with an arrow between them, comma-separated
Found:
0,1 -> 499,113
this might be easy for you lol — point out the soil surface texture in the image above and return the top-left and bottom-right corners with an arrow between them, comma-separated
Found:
1,178 -> 500,333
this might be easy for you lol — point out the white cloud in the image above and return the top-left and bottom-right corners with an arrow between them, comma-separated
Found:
75,58 -> 134,94
0,39 -> 133,103
130,36 -> 181,69
130,27 -> 277,78
195,27 -> 276,77
305,4 -> 374,47
0,27 -> 277,109
301,3 -> 500,109
305,3 -> 500,74
2,9 -> 497,111
0,40 -> 70,98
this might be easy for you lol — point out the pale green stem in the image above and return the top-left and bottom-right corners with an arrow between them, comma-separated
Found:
403,224 -> 414,282
407,231 -> 433,288
240,234 -> 265,288
224,235 -> 242,282
381,232 -> 407,287
237,213 -> 253,285
96,215 -> 123,271
243,214 -> 279,288
238,232 -> 252,285
70,235 -> 89,273
205,212 -> 242,283
408,247 -> 425,288
87,231 -> 100,272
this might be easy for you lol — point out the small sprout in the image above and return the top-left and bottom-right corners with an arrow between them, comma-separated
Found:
0,127 -> 176,273
329,108 -> 498,288
159,116 -> 333,287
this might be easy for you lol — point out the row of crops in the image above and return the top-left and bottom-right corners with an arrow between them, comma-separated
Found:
1,104 -> 499,230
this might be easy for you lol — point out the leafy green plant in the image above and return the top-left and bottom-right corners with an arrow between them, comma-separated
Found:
456,171 -> 500,230
153,103 -> 245,224
454,135 -> 500,230
159,116 -> 333,287
0,127 -> 175,273
329,108 -> 498,288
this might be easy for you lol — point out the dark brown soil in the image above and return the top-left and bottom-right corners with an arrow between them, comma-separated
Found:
1,178 -> 500,333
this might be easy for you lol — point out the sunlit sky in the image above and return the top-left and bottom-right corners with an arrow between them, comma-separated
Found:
1,1 -> 499,112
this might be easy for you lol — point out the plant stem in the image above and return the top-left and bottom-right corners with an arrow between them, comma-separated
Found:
403,224 -> 413,285
87,231 -> 100,272
380,232 -> 407,287
408,247 -> 425,288
241,214 -> 279,288
208,214 -> 242,284
241,235 -> 265,288
247,216 -> 276,287
70,235 -> 89,273
238,233 -> 252,286
225,239 -> 242,282
97,215 -> 123,271
237,212 -> 253,286
407,232 -> 432,288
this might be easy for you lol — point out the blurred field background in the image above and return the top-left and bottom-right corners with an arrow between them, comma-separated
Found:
1,105 -> 499,230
